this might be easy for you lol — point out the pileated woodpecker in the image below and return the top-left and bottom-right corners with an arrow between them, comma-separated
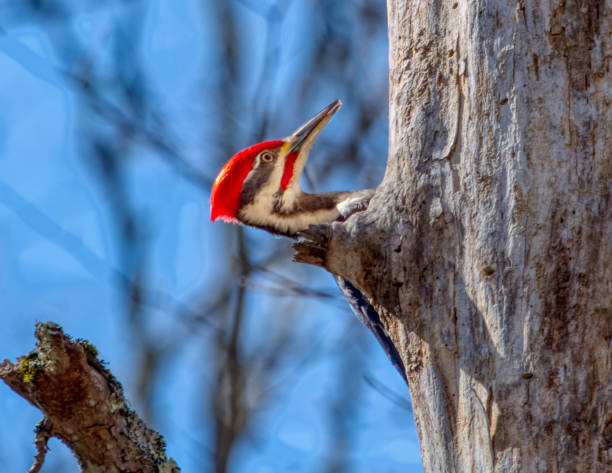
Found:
210,100 -> 406,381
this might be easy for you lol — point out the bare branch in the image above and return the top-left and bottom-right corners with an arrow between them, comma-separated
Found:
27,418 -> 53,473
0,322 -> 179,473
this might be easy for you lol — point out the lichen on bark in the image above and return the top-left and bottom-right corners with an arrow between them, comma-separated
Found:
0,322 -> 180,473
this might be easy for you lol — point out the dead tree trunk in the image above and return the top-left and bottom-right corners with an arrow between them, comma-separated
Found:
298,0 -> 611,471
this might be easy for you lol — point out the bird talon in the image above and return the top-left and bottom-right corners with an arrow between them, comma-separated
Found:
336,189 -> 375,221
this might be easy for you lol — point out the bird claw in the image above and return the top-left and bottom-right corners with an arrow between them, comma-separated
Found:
336,189 -> 375,221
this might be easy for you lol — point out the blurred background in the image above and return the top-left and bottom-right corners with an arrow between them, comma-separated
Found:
0,0 -> 422,471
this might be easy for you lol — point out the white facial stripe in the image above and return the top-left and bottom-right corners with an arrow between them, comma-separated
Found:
240,200 -> 340,234
244,146 -> 306,211
243,150 -> 286,201
279,185 -> 299,208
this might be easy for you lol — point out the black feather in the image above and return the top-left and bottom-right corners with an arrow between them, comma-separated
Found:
334,275 -> 407,382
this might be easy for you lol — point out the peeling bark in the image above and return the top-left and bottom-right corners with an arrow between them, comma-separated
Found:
297,0 -> 611,471
0,322 -> 179,473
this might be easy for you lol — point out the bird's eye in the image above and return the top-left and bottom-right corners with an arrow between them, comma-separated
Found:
260,152 -> 273,163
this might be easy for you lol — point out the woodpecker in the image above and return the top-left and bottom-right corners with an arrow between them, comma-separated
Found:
210,100 -> 406,382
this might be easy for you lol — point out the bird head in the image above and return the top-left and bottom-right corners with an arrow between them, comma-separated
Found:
210,100 -> 344,235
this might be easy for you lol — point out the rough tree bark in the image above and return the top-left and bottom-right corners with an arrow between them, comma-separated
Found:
0,322 -> 179,473
297,0 -> 611,471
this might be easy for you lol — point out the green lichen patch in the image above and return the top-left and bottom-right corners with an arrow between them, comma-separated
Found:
19,355 -> 41,383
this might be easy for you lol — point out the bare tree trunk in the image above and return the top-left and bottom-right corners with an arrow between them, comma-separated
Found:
298,0 -> 611,471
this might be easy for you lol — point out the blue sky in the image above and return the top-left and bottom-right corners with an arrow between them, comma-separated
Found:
0,1 -> 423,471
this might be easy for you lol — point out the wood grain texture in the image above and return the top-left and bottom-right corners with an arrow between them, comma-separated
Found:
301,0 -> 611,471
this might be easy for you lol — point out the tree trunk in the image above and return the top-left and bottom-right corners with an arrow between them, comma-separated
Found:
302,0 -> 611,471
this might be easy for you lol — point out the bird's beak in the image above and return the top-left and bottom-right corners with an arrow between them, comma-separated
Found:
287,99 -> 342,155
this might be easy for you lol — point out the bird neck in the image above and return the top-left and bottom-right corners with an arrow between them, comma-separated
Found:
237,190 -> 347,237
237,188 -> 374,237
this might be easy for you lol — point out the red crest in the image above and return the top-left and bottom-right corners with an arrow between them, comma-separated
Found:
210,140 -> 283,222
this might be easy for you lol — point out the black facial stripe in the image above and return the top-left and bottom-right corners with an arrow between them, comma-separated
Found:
271,192 -> 339,216
239,151 -> 278,207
